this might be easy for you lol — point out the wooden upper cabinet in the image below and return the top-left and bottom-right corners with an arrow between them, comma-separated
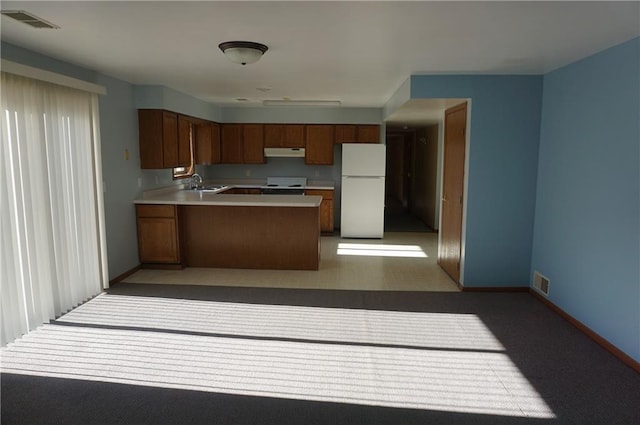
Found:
138,109 -> 180,169
221,124 -> 264,164
194,122 -> 221,165
264,125 -> 283,148
305,125 -> 335,165
242,124 -> 265,164
177,115 -> 194,166
284,125 -> 305,148
356,125 -> 381,143
220,124 -> 243,164
335,125 -> 357,144
334,124 -> 380,144
265,124 -> 306,148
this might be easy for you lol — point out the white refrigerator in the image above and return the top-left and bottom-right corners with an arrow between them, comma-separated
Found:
341,143 -> 386,238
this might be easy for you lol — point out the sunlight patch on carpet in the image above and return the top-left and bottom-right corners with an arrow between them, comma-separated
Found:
0,294 -> 555,419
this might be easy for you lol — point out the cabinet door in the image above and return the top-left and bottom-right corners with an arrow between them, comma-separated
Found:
335,125 -> 356,144
305,125 -> 335,165
137,217 -> 180,263
177,115 -> 193,166
194,122 -> 221,165
242,124 -> 265,164
221,124 -> 243,164
138,110 -> 163,169
264,124 -> 283,148
320,198 -> 334,233
356,125 -> 380,143
306,189 -> 334,233
138,109 -> 180,169
136,205 -> 181,264
284,125 -> 305,148
161,111 -> 179,168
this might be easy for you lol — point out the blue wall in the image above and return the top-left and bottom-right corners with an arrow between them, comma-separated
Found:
135,85 -> 222,122
410,75 -> 543,287
532,37 -> 640,362
95,74 -> 143,278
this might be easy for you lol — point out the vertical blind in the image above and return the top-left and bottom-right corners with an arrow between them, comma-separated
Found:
1,72 -> 107,346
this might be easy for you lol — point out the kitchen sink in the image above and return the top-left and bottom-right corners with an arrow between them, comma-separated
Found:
188,185 -> 229,193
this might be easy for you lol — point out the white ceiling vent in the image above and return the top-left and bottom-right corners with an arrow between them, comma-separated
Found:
532,271 -> 550,296
1,10 -> 60,29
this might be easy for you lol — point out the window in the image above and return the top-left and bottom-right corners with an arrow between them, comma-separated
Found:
172,164 -> 194,180
1,71 -> 106,346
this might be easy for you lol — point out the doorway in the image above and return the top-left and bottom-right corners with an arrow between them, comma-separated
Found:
384,98 -> 469,285
384,125 -> 438,233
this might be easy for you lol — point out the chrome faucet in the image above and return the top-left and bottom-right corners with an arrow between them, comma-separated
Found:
191,173 -> 203,189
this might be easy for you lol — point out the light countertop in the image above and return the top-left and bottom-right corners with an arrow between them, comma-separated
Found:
135,186 -> 322,208
205,179 -> 335,190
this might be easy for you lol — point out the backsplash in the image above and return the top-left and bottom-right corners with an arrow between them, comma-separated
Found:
203,146 -> 342,183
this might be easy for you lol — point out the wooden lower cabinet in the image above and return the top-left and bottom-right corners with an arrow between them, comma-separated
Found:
306,189 -> 334,233
136,204 -> 182,266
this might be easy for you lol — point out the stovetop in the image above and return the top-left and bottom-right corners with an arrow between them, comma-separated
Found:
263,177 -> 308,188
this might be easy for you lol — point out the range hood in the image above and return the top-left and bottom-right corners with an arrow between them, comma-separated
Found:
264,147 -> 305,158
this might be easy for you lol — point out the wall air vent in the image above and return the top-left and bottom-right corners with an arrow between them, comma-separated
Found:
533,271 -> 550,296
1,10 -> 60,29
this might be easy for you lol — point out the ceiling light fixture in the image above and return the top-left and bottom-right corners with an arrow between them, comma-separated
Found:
218,41 -> 268,65
263,100 -> 342,107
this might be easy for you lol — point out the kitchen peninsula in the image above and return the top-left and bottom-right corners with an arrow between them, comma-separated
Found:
134,186 -> 322,271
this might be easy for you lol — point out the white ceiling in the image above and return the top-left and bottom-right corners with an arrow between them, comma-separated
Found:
1,1 -> 638,113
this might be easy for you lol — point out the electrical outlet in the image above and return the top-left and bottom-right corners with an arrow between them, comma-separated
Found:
155,176 -> 159,185
315,170 -> 320,177
137,177 -> 142,188
246,170 -> 251,177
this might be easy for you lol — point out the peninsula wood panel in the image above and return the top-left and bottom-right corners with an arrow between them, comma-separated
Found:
182,205 -> 320,270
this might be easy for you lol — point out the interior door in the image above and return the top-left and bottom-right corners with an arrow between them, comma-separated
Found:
438,102 -> 467,283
